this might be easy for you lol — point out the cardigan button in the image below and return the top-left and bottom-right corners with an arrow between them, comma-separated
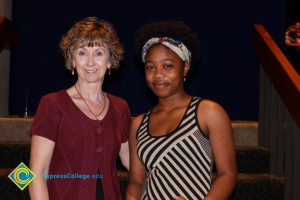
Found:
96,147 -> 103,153
97,127 -> 102,135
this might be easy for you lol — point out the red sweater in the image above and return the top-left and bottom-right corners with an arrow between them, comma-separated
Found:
30,90 -> 131,200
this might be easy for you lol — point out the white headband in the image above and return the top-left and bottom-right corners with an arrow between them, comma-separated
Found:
142,37 -> 191,63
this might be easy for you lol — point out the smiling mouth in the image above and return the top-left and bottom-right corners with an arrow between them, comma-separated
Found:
153,82 -> 168,89
85,69 -> 97,73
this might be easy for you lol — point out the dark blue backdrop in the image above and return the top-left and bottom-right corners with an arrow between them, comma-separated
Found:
9,0 -> 285,120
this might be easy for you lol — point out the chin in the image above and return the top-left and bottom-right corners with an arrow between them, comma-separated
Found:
84,77 -> 103,83
152,90 -> 172,99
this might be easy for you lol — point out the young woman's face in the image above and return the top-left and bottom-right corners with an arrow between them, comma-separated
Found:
144,44 -> 189,98
73,45 -> 111,83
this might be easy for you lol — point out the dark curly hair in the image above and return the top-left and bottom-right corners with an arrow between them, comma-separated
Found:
134,20 -> 201,70
60,16 -> 124,71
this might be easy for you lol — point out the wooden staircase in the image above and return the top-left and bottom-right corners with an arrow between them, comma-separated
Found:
0,118 -> 284,199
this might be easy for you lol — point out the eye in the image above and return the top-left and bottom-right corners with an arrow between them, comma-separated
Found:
163,64 -> 173,69
96,51 -> 103,56
78,51 -> 86,56
145,65 -> 155,71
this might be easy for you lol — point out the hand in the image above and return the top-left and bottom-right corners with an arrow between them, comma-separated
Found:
175,196 -> 187,200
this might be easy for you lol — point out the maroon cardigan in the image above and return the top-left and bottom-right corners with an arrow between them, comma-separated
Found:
30,90 -> 131,200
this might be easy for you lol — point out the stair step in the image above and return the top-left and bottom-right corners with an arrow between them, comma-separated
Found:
232,120 -> 258,146
0,169 -> 128,200
0,118 -> 283,199
230,173 -> 284,200
118,172 -> 284,200
0,118 -> 258,147
0,169 -> 30,200
0,117 -> 32,142
0,142 -> 269,174
0,141 -> 30,168
236,146 -> 270,173
0,169 -> 283,200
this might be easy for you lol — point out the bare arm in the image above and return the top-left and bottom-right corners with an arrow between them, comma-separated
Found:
126,115 -> 147,200
199,100 -> 237,200
29,135 -> 55,200
119,141 -> 130,170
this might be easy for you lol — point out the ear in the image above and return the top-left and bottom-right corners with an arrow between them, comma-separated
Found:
183,62 -> 190,77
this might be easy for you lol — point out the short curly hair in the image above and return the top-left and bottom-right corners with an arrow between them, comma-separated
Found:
60,16 -> 124,71
134,20 -> 201,70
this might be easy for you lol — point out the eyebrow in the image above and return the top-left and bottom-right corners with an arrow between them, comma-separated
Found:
77,46 -> 106,51
145,57 -> 176,63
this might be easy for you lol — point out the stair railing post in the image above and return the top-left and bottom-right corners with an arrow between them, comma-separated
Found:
0,0 -> 12,116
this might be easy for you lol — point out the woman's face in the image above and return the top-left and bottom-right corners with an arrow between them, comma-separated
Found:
144,44 -> 189,98
73,45 -> 111,84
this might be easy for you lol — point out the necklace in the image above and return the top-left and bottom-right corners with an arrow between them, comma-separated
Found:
74,85 -> 106,120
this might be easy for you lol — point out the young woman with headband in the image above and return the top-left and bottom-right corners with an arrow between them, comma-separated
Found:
126,20 -> 237,200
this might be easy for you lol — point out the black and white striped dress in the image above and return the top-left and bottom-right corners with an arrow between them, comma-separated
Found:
136,97 -> 214,200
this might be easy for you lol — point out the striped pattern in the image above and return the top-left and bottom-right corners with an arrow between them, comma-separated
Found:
137,97 -> 214,200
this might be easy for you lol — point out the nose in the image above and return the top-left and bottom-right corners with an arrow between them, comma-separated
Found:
154,67 -> 165,79
87,54 -> 95,66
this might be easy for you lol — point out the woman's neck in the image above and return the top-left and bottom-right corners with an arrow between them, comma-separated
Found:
156,92 -> 191,111
75,81 -> 104,103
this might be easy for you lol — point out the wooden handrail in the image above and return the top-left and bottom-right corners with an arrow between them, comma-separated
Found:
253,24 -> 300,128
0,16 -> 18,53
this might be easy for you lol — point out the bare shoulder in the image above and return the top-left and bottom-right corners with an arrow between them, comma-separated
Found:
197,99 -> 231,135
130,114 -> 145,137
198,99 -> 228,118
131,114 -> 144,128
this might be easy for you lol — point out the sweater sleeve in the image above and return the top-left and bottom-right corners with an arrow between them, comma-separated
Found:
29,94 -> 61,142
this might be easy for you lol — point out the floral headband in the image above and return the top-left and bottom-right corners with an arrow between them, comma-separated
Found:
142,37 -> 191,63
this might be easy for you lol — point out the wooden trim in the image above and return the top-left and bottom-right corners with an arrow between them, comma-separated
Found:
253,24 -> 300,128
0,16 -> 18,52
